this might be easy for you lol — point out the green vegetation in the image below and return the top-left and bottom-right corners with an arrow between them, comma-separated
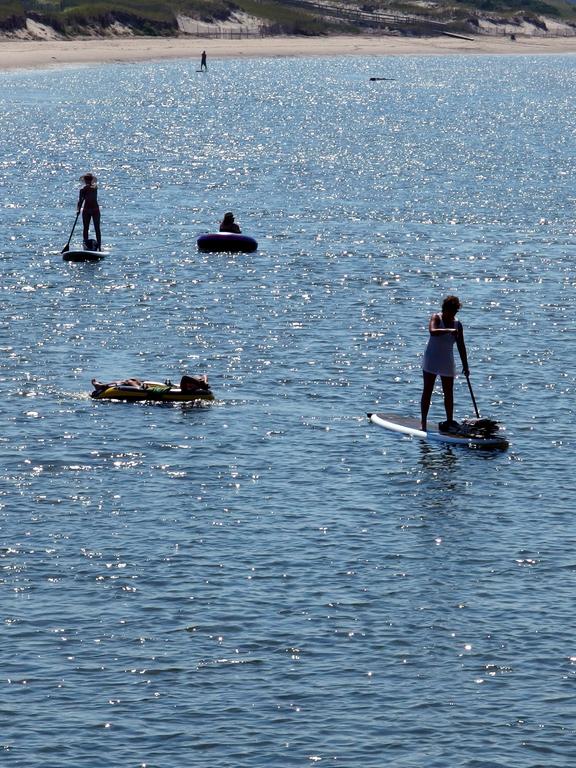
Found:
453,0 -> 564,17
30,1 -> 177,35
0,0 -> 234,32
353,0 -> 575,20
173,0 -> 241,21
0,0 -> 26,25
1,0 -> 575,35
235,0 -> 357,33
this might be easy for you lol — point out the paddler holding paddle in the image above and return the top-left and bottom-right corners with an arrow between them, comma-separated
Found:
420,295 -> 470,433
77,172 -> 101,251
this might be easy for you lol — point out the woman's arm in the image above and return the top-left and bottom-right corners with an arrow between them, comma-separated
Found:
77,187 -> 85,212
456,322 -> 470,375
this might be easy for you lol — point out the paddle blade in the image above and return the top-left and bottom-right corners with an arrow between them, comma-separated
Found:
61,243 -> 70,253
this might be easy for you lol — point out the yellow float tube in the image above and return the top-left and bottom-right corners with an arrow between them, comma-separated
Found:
90,377 -> 214,403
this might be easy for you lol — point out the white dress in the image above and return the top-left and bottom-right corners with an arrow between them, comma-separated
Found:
422,315 -> 461,377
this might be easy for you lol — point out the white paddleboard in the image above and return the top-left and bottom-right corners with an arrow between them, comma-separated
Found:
368,413 -> 509,449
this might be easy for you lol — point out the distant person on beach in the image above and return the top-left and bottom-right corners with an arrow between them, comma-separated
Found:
420,295 -> 470,433
200,51 -> 207,71
219,212 -> 241,234
77,172 -> 101,251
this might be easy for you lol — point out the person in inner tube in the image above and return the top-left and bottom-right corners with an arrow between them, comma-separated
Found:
219,212 -> 241,234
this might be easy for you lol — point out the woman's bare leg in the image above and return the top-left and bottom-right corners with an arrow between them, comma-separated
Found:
440,375 -> 454,423
421,371 -> 436,431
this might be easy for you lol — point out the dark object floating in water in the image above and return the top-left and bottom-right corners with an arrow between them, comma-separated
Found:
369,77 -> 396,81
63,248 -> 106,262
197,233 -> 258,254
63,237 -> 106,262
90,375 -> 215,403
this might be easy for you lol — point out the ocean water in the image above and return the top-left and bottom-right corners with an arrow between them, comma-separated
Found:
1,53 -> 575,767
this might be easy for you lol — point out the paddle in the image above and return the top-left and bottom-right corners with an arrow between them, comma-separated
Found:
465,373 -> 480,419
61,210 -> 80,253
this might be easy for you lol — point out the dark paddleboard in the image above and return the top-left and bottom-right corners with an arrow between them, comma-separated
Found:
367,412 -> 509,449
63,249 -> 106,262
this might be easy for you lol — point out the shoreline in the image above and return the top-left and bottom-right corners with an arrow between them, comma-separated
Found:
2,34 -> 576,71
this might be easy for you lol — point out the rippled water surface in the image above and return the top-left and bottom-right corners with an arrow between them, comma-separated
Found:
1,54 -> 575,767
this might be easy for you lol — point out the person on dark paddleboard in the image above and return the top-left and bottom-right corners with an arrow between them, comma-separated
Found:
420,295 -> 470,433
77,173 -> 101,251
219,212 -> 241,234
200,51 -> 207,71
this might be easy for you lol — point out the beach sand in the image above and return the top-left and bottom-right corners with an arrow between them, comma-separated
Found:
1,34 -> 576,71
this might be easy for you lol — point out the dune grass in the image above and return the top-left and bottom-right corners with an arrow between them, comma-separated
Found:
0,0 -> 26,23
2,0 -> 575,34
235,0 -> 357,32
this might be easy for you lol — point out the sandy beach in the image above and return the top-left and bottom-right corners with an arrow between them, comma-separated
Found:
1,34 -> 576,71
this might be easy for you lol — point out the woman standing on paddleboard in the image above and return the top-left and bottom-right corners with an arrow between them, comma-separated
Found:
77,173 -> 101,251
421,295 -> 470,433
